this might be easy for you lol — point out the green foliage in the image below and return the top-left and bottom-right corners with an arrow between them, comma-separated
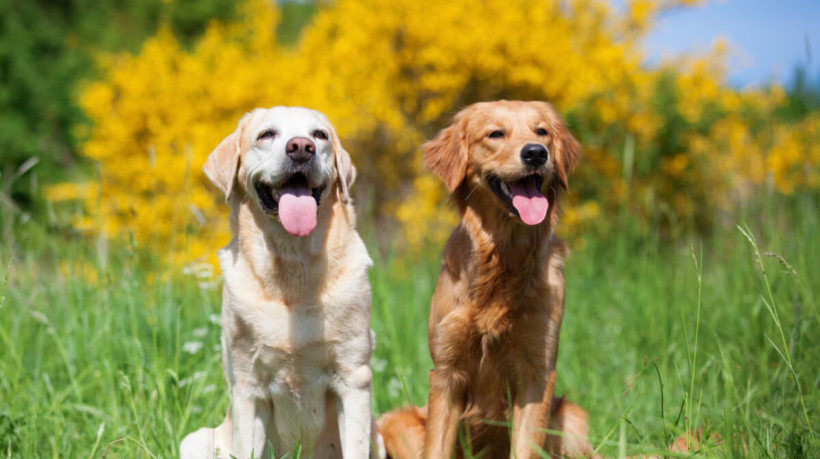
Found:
1,190 -> 818,456
0,0 -> 85,206
0,0 -> 237,207
553,192 -> 820,455
778,66 -> 820,121
276,0 -> 317,45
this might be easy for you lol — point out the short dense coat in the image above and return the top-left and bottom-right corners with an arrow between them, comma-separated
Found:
379,101 -> 593,458
180,107 -> 383,459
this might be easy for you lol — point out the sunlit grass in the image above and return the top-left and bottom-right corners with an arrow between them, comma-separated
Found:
1,192 -> 818,457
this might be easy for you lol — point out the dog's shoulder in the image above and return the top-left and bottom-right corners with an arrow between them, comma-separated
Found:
216,238 -> 238,274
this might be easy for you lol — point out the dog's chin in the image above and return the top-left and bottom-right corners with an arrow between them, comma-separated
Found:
486,173 -> 550,226
254,174 -> 327,237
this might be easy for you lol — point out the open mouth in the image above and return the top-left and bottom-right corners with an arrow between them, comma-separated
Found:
487,174 -> 550,226
254,174 -> 326,237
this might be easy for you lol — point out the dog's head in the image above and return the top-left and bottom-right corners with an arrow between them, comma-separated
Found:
204,106 -> 355,237
424,100 -> 578,226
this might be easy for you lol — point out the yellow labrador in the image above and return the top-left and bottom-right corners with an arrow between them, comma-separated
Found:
180,107 -> 384,459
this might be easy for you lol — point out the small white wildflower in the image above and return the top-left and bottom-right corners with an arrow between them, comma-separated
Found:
30,310 -> 49,325
183,262 -> 214,279
192,327 -> 208,338
209,314 -> 221,325
387,377 -> 402,399
371,357 -> 387,373
198,280 -> 219,290
178,371 -> 207,388
183,341 -> 204,354
198,265 -> 213,279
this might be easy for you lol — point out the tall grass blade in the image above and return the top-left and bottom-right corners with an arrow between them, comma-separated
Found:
737,224 -> 814,439
681,244 -> 704,451
0,257 -> 10,310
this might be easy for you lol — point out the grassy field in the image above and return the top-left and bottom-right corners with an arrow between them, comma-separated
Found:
1,191 -> 818,457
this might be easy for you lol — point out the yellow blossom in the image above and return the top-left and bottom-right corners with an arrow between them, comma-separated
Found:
50,0 -> 820,262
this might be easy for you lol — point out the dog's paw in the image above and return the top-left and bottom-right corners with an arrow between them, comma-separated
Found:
180,427 -> 229,459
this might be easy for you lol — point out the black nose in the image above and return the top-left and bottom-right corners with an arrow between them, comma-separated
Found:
520,143 -> 548,167
286,137 -> 316,163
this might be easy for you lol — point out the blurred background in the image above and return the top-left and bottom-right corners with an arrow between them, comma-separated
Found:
1,0 -> 818,456
1,0 -> 817,260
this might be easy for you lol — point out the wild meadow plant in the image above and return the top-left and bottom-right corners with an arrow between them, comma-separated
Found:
3,188 -> 817,456
2,0 -> 817,456
47,0 -> 819,261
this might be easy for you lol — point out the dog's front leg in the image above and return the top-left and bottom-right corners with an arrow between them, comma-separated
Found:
231,387 -> 271,459
510,368 -> 557,459
424,368 -> 465,459
511,299 -> 563,459
335,364 -> 374,458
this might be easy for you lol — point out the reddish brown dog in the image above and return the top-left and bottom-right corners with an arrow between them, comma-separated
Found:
379,101 -> 593,458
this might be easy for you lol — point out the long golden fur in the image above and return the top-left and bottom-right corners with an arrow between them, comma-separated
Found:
379,100 -> 593,458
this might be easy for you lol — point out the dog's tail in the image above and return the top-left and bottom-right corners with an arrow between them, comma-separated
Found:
548,396 -> 596,457
377,405 -> 427,459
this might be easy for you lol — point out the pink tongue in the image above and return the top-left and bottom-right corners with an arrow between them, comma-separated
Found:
509,181 -> 549,225
277,186 -> 317,237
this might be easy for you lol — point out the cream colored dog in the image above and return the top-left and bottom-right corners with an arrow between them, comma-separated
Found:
180,107 -> 384,459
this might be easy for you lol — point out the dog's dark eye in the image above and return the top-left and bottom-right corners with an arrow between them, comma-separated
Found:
312,130 -> 329,141
257,130 -> 276,141
535,128 -> 549,136
487,130 -> 505,139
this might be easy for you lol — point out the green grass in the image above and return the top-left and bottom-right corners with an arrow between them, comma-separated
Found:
1,192 -> 818,457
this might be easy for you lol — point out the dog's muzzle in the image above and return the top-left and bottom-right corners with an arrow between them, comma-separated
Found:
255,173 -> 326,237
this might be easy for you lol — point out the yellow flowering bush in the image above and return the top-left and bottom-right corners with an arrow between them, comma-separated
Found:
51,0 -> 820,262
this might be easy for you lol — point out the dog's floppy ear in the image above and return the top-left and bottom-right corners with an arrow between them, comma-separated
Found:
424,114 -> 468,193
332,133 -> 356,204
203,112 -> 253,201
554,122 -> 579,190
539,103 -> 579,190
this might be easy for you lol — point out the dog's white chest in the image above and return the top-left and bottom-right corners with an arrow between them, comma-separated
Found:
256,339 -> 332,395
244,308 -> 340,451
215,238 -> 373,456
260,346 -> 334,452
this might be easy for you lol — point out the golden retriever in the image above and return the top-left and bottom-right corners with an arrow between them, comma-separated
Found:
379,100 -> 593,458
180,107 -> 384,459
